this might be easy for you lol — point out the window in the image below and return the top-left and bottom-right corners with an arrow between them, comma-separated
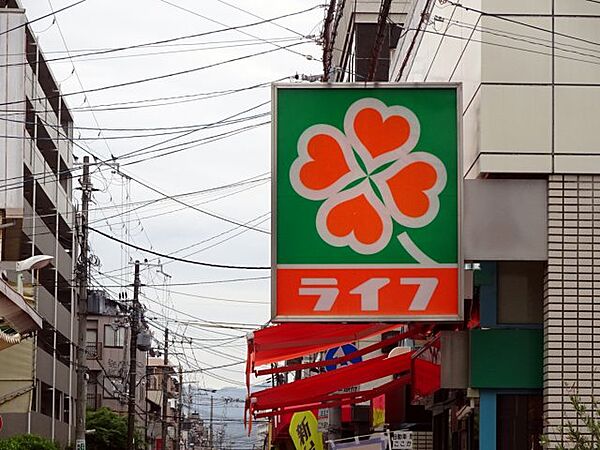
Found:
54,389 -> 62,421
497,261 -> 544,325
148,375 -> 158,390
103,376 -> 123,400
63,395 -> 70,423
497,394 -> 542,450
31,380 -> 38,412
87,371 -> 100,409
104,324 -> 125,347
40,382 -> 52,417
86,328 -> 97,344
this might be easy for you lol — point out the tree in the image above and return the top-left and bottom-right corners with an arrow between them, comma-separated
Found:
0,434 -> 60,450
541,395 -> 600,449
86,407 -> 128,450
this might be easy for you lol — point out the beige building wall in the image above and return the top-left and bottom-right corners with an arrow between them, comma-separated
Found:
390,0 -> 600,443
0,5 -> 77,446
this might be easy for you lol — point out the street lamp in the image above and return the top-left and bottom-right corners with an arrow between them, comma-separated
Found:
0,255 -> 54,291
9,255 -> 54,436
14,255 -> 54,294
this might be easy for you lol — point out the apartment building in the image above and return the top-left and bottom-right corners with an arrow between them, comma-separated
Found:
86,290 -> 148,436
146,357 -> 180,450
323,0 -> 600,448
0,1 -> 78,446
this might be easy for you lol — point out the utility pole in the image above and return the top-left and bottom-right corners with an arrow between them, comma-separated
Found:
75,156 -> 92,450
175,365 -> 183,450
209,395 -> 214,450
161,327 -> 169,450
127,261 -> 141,450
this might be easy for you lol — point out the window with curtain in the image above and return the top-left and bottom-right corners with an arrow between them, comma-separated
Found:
104,324 -> 125,347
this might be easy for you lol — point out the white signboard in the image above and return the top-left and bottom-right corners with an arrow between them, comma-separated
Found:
317,408 -> 329,432
391,431 -> 413,450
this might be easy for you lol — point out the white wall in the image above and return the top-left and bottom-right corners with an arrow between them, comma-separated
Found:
391,0 -> 600,177
0,9 -> 26,217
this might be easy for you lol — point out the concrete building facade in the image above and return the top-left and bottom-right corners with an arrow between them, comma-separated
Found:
0,1 -> 78,446
146,357 -> 180,450
85,290 -> 147,423
323,0 -> 600,447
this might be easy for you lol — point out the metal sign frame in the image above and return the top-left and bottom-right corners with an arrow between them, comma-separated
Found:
272,83 -> 463,322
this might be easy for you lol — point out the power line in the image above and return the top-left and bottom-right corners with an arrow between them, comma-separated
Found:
0,5 -> 322,69
35,36 -> 311,65
212,0 -> 308,38
0,0 -> 87,37
0,112 -> 269,141
121,121 -> 270,167
0,97 -> 273,192
0,77 -> 283,116
89,226 -> 269,269
94,213 -> 270,280
446,1 -> 600,49
115,99 -> 270,160
92,275 -> 270,287
0,35 -> 304,56
158,0 -> 320,62
0,42 -> 309,107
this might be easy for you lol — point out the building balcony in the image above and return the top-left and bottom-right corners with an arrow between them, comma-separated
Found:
86,342 -> 102,360
0,277 -> 42,350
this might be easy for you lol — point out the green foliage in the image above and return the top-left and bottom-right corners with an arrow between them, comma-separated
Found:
86,407 -> 127,450
0,434 -> 60,450
541,395 -> 600,449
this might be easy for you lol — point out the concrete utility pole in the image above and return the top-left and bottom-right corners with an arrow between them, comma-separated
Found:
75,156 -> 92,450
127,261 -> 141,450
209,395 -> 214,450
175,365 -> 183,450
161,327 -> 169,449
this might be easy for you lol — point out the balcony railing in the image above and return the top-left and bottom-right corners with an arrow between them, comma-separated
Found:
86,342 -> 102,360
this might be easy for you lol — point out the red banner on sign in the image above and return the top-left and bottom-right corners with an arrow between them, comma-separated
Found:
276,266 -> 458,319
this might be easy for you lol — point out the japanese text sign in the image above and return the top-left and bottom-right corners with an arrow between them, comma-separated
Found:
290,411 -> 323,450
273,84 -> 461,321
392,431 -> 413,450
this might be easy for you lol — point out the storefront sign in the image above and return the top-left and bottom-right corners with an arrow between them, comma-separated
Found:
391,431 -> 413,450
290,411 -> 323,450
273,84 -> 461,321
331,436 -> 387,450
317,408 -> 329,433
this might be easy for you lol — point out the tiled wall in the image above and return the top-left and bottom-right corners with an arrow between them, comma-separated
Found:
545,174 -> 600,442
412,431 -> 433,450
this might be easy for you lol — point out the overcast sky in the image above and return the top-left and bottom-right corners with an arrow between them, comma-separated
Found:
20,0 -> 324,389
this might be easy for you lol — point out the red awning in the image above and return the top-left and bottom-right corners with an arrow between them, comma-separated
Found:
253,374 -> 411,419
412,359 -> 440,399
411,334 -> 441,400
255,325 -> 426,377
247,323 -> 401,369
249,351 -> 412,414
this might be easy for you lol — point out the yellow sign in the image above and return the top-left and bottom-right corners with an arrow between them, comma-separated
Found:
372,394 -> 385,429
290,411 -> 323,450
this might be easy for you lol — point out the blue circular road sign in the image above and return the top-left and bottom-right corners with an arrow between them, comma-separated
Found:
325,343 -> 362,372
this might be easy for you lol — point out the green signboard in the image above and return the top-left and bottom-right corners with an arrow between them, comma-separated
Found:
273,84 -> 461,321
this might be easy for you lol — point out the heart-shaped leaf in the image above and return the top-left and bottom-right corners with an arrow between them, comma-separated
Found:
344,98 -> 420,172
353,108 -> 411,159
316,182 -> 392,255
290,125 -> 363,201
372,153 -> 447,229
300,134 -> 351,190
386,161 -> 437,218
